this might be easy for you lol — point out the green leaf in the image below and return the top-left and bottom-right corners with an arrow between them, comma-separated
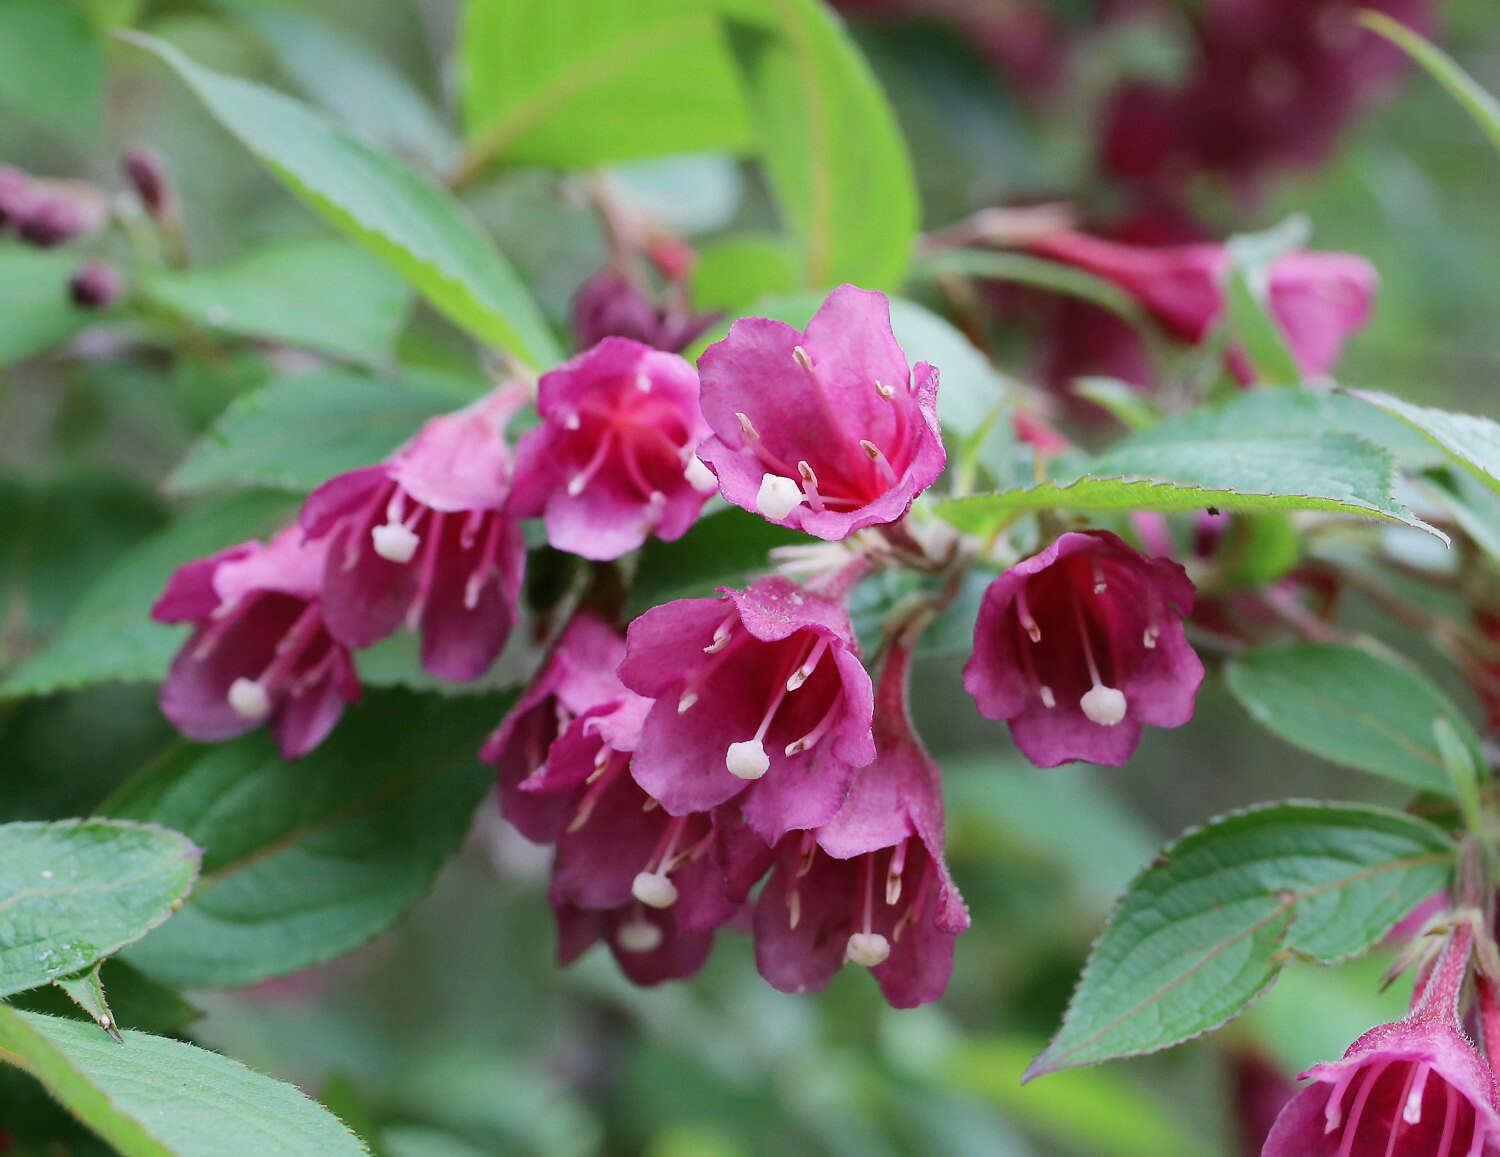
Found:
0,491 -> 294,700
1069,378 -> 1161,432
1222,215 -> 1311,384
103,691 -> 504,987
53,963 -> 121,1042
140,241 -> 414,367
1225,643 -> 1482,795
1358,11 -> 1500,158
458,0 -> 752,177
119,32 -> 560,369
887,299 -> 1010,440
629,506 -> 803,615
0,819 -> 199,998
0,247 -> 94,367
1347,389 -> 1500,496
0,1007 -> 368,1156
690,234 -> 805,313
1028,803 -> 1454,1078
0,1 -> 103,145
724,0 -> 918,289
165,369 -> 477,497
911,249 -> 1153,330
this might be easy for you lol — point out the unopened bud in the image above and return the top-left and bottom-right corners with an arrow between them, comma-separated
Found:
123,145 -> 172,218
69,260 -> 123,310
0,164 -> 32,229
17,198 -> 89,248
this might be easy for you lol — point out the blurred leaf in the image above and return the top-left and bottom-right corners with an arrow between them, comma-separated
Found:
0,819 -> 199,998
887,298 -> 1010,440
0,247 -> 94,367
458,0 -> 751,176
226,0 -> 457,173
1427,468 -> 1500,563
723,0 -> 918,289
1218,513 -> 1302,587
628,506 -> 804,614
913,249 -> 1152,329
1070,378 -> 1161,431
12,959 -> 201,1038
1243,954 -> 1408,1076
381,1127 -> 492,1157
1348,389 -> 1500,496
1222,216 -> 1310,384
120,33 -> 560,369
1028,803 -> 1453,1077
0,1 -> 103,145
691,234 -> 804,312
0,1007 -> 367,1156
1225,643 -> 1480,795
103,691 -> 505,987
141,241 -> 414,367
165,369 -> 476,496
0,491 -> 293,701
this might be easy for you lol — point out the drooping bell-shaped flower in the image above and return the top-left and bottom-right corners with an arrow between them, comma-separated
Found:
1263,923 -> 1500,1156
508,337 -> 713,561
552,897 -> 717,986
964,530 -> 1203,767
152,526 -> 359,759
752,637 -> 968,1007
300,388 -> 526,682
620,576 -> 876,841
479,612 -> 632,842
1265,251 -> 1378,377
695,285 -> 945,541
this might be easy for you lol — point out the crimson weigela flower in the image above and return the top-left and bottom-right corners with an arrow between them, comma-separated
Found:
695,285 -> 944,540
964,530 -> 1202,767
300,390 -> 525,682
620,576 -> 876,841
508,336 -> 713,561
152,526 -> 359,760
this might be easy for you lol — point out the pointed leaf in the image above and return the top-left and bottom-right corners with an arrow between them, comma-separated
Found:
1347,389 -> 1500,496
53,963 -> 121,1042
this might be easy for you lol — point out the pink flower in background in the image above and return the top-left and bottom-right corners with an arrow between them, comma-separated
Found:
300,389 -> 526,682
1265,251 -> 1379,376
696,285 -> 944,540
508,337 -> 713,560
152,526 -> 359,760
571,270 -> 719,354
753,640 -> 968,1007
1263,923 -> 1500,1156
964,530 -> 1202,767
620,577 -> 875,841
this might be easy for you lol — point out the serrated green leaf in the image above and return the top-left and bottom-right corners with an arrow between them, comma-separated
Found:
1225,643 -> 1482,795
53,963 -> 121,1042
1347,389 -> 1500,496
458,0 -> 751,177
0,491 -> 294,701
0,1 -> 103,146
103,691 -> 505,987
140,241 -> 414,367
0,247 -> 94,367
0,820 -> 199,998
165,369 -> 476,497
0,1007 -> 368,1156
119,32 -> 559,368
1028,803 -> 1454,1078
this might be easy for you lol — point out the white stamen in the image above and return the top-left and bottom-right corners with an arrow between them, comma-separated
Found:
1143,625 -> 1159,649
371,521 -> 420,564
227,677 -> 271,721
567,474 -> 589,497
756,474 -> 804,521
1405,1063 -> 1430,1125
1080,684 -> 1128,727
616,918 -> 663,954
874,379 -> 895,399
846,932 -> 891,967
684,456 -> 718,493
726,738 -> 770,780
1039,685 -> 1056,709
677,690 -> 698,714
1017,587 -> 1041,643
563,412 -> 581,430
635,371 -> 653,393
631,871 -> 678,909
736,411 -> 761,440
792,345 -> 814,373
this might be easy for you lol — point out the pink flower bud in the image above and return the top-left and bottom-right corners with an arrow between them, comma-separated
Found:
68,259 -> 122,309
123,145 -> 173,218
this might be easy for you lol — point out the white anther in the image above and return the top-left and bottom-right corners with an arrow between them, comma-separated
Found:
846,932 -> 891,967
563,412 -> 581,430
874,380 -> 895,399
756,474 -> 804,521
677,690 -> 698,714
1142,625 -> 1159,649
616,918 -> 663,954
1039,685 -> 1056,709
726,739 -> 770,780
684,456 -> 718,493
635,371 -> 653,393
227,678 -> 271,721
567,474 -> 589,497
792,345 -> 814,372
1080,684 -> 1128,727
1404,1064 -> 1430,1124
736,411 -> 760,440
371,521 -> 420,564
631,871 -> 679,909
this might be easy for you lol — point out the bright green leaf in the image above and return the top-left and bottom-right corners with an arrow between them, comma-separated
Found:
1225,643 -> 1482,795
0,819 -> 199,998
0,1 -> 102,146
1028,803 -> 1454,1077
691,234 -> 804,313
0,247 -> 94,367
1348,389 -> 1500,496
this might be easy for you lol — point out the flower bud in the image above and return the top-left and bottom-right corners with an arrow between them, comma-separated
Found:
123,145 -> 172,218
68,260 -> 123,310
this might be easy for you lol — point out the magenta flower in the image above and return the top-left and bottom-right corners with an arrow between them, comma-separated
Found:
479,612 -> 633,842
152,525 -> 359,760
1265,251 -> 1378,376
1263,924 -> 1500,1156
552,898 -> 717,986
300,389 -> 525,681
620,576 -> 876,842
695,285 -> 944,540
753,639 -> 969,1007
571,269 -> 719,354
964,530 -> 1202,767
507,337 -> 712,561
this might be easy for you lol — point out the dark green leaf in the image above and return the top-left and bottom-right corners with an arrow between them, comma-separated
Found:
629,507 -> 804,614
0,1 -> 103,145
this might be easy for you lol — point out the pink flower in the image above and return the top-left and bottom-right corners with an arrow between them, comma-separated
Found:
753,638 -> 968,1007
479,612 -> 633,842
963,530 -> 1202,767
695,285 -> 944,540
1263,924 -> 1500,1156
152,526 -> 359,760
552,898 -> 716,987
620,576 -> 876,842
1266,251 -> 1378,376
300,390 -> 526,681
571,270 -> 719,354
508,337 -> 713,561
